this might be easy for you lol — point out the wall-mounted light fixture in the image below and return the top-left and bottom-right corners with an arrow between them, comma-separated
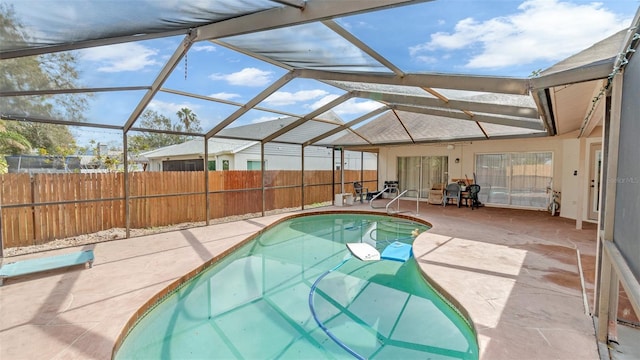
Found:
447,144 -> 455,150
455,158 -> 460,163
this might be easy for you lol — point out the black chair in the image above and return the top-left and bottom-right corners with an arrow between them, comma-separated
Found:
366,181 -> 399,201
383,180 -> 399,198
463,184 -> 481,209
353,181 -> 368,203
443,183 -> 461,207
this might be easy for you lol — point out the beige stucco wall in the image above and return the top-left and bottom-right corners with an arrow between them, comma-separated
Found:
558,128 -> 603,221
560,138 -> 580,219
378,136 -> 564,185
377,133 -> 602,221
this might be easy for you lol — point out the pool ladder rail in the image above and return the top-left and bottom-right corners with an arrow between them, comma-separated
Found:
369,188 -> 420,215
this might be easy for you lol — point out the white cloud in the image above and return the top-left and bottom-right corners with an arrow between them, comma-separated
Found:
209,92 -> 241,101
80,43 -> 161,72
339,20 -> 373,31
415,55 -> 438,64
264,90 -> 329,106
309,94 -> 340,110
192,44 -> 216,52
209,67 -> 273,86
308,96 -> 382,116
410,0 -> 632,69
147,100 -> 200,116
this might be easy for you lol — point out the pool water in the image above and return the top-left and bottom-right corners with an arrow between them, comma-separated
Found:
115,213 -> 478,359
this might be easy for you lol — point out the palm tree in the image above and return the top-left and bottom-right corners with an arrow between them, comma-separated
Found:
176,108 -> 197,132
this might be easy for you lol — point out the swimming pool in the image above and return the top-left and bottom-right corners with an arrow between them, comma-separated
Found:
114,213 -> 478,359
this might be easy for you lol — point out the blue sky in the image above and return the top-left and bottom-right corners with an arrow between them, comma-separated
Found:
12,0 -> 639,148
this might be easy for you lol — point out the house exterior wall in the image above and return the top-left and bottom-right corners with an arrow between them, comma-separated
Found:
217,154 -> 234,170
560,138 -> 580,219
233,145 -> 377,170
559,129 -> 603,221
146,143 -> 376,171
377,134 -> 600,220
380,136 -> 563,184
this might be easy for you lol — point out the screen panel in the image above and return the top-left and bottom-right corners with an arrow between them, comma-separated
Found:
613,53 -> 640,280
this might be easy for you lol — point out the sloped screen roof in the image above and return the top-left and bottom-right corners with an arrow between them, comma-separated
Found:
0,1 -> 281,54
3,0 -> 631,150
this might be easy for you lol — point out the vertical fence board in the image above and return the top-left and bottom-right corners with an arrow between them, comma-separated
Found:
74,174 -> 82,236
39,174 -> 47,242
63,173 -> 71,238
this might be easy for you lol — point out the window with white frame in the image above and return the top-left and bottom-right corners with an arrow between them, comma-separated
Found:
247,160 -> 262,170
475,152 -> 552,208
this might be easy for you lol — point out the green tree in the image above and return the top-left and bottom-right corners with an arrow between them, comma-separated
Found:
129,110 -> 186,153
0,4 -> 87,155
0,120 -> 31,154
6,122 -> 77,154
0,120 -> 31,173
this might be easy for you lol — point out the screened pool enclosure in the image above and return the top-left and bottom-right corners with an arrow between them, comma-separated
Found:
0,0 -> 634,249
2,0 -> 640,355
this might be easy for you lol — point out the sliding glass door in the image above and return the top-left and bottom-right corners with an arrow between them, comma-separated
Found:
398,156 -> 448,198
398,156 -> 421,196
475,152 -> 552,208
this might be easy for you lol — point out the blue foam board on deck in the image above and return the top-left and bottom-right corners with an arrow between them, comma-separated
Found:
381,241 -> 412,262
0,250 -> 94,278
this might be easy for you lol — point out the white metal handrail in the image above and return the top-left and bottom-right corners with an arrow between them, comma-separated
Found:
368,185 -> 395,209
385,189 -> 419,215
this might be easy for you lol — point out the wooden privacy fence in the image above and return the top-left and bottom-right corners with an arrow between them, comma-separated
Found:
1,170 -> 376,248
1,173 -> 125,248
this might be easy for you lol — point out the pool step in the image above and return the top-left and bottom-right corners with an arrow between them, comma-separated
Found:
376,220 -> 421,234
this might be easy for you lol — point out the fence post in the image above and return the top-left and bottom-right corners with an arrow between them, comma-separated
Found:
123,132 -> 130,238
204,137 -> 210,226
261,142 -> 265,217
31,174 -> 36,243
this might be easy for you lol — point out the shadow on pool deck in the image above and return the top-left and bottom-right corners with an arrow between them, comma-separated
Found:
411,206 -> 598,359
0,202 -> 633,359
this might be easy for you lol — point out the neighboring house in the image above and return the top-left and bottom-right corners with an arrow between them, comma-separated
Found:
142,115 -> 377,171
141,137 -> 377,171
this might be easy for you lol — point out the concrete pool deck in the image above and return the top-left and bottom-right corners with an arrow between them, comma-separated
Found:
0,203 -> 629,359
